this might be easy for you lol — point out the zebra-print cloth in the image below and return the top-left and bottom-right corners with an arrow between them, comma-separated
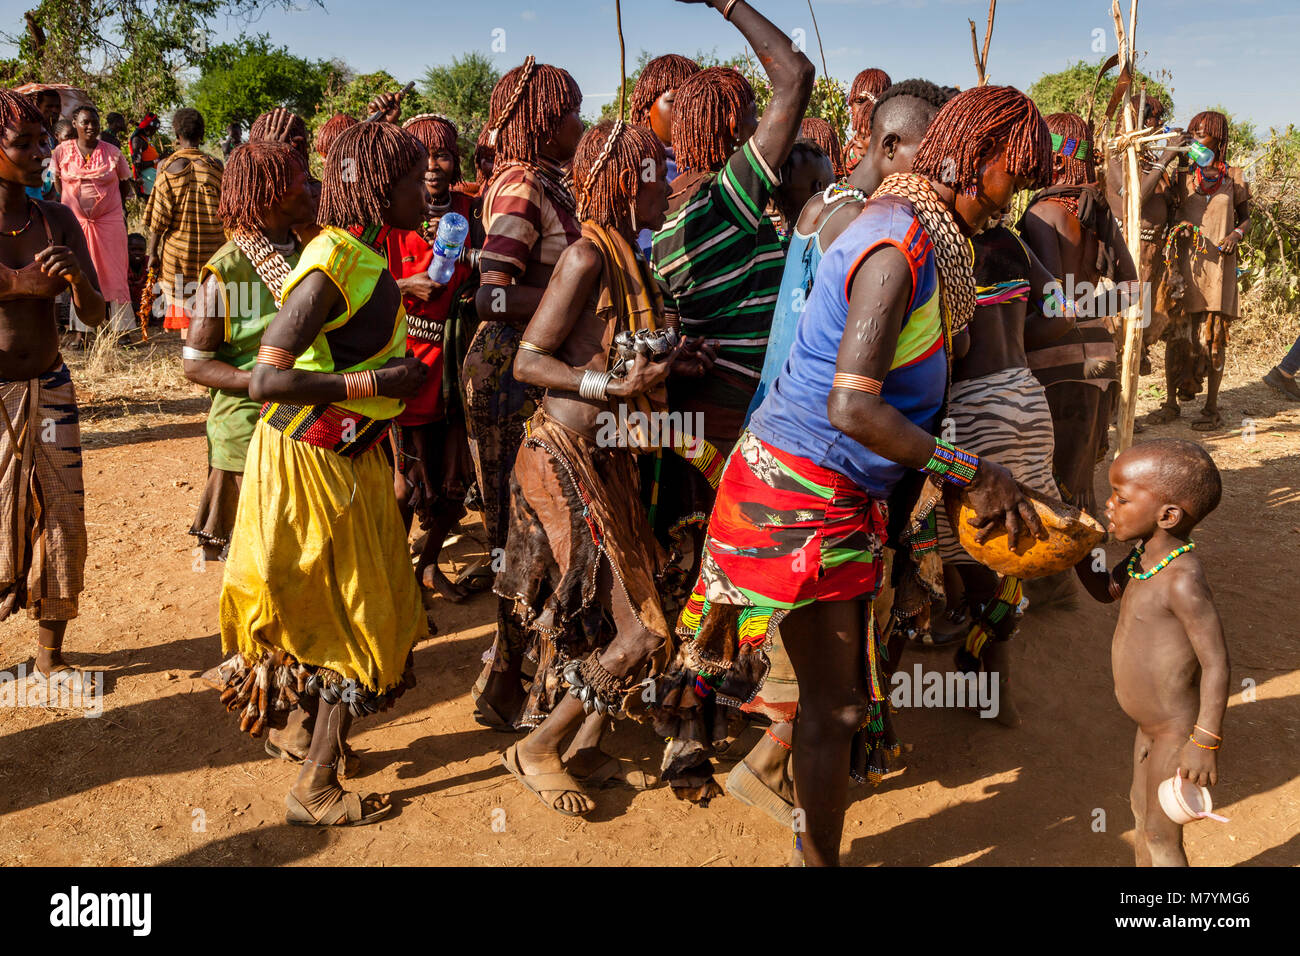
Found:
937,365 -> 1058,565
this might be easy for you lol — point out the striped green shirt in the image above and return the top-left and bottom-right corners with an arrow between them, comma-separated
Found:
651,140 -> 787,442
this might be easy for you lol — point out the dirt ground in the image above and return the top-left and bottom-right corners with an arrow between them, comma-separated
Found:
1,337 -> 1297,867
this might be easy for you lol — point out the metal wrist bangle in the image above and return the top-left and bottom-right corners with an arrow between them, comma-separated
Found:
578,370 -> 612,401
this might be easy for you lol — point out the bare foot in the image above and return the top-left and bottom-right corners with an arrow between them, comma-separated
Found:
421,564 -> 468,603
1191,407 -> 1223,432
1145,403 -> 1180,425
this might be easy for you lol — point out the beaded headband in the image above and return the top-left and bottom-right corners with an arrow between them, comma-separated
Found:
485,55 -> 536,149
403,113 -> 459,138
1050,133 -> 1090,161
578,119 -> 626,217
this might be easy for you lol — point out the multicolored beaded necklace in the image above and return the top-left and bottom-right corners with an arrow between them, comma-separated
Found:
1195,162 -> 1228,196
1162,220 -> 1209,269
824,181 -> 868,204
1126,540 -> 1196,580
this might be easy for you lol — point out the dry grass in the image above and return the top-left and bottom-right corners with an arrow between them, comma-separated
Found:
1234,293 -> 1299,362
64,328 -> 206,442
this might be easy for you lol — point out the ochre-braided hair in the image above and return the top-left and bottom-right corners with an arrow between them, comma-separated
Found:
1044,112 -> 1094,187
317,121 -> 427,228
315,114 -> 358,158
403,115 -> 461,184
911,84 -> 1052,192
1111,91 -> 1167,134
849,67 -> 892,135
218,141 -> 307,233
250,108 -> 310,161
799,116 -> 845,178
671,66 -> 754,173
1,88 -> 45,134
629,54 -> 701,127
574,119 -> 665,238
1188,110 -> 1229,146
485,58 -> 582,167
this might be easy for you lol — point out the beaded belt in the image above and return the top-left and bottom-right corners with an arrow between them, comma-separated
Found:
406,312 -> 445,344
260,402 -> 390,458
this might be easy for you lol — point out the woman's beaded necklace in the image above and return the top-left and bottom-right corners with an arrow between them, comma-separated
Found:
1126,540 -> 1196,580
1195,162 -> 1227,196
1,200 -> 34,238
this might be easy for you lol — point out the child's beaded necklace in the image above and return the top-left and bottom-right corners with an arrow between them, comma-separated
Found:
1126,540 -> 1196,580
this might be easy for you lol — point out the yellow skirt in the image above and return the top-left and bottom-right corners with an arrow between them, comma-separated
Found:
219,421 -> 425,693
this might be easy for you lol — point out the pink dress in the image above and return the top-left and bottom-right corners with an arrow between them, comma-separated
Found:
53,140 -> 131,303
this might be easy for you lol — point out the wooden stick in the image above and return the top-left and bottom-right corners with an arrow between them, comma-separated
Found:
806,0 -> 830,87
968,0 -> 997,86
969,20 -> 985,86
616,0 -> 627,120
1114,0 -> 1144,453
980,0 -> 997,79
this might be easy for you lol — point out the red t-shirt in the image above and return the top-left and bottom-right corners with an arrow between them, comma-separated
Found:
385,191 -> 474,425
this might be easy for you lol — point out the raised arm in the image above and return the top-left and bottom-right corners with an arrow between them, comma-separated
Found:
690,0 -> 815,172
183,274 -> 248,392
248,272 -> 425,404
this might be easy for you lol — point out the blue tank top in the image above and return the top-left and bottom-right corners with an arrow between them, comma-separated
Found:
745,227 -> 820,424
748,195 -> 948,497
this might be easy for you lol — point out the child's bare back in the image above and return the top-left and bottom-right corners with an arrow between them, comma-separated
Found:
1076,439 -> 1229,866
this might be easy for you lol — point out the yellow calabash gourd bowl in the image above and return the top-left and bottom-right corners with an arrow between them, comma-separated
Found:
944,482 -> 1106,579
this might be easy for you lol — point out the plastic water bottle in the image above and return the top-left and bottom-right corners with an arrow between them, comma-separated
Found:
1184,141 -> 1215,168
427,212 -> 469,284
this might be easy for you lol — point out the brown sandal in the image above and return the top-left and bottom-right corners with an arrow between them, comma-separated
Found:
501,743 -> 591,816
284,787 -> 391,827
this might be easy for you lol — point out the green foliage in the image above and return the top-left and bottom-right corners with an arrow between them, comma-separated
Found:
187,34 -> 338,133
420,52 -> 501,174
0,0 -> 317,119
1238,125 -> 1300,318
1028,58 -> 1174,129
1205,103 -> 1258,164
311,69 -> 431,131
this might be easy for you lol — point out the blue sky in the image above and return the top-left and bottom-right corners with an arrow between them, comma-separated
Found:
4,0 -> 1295,133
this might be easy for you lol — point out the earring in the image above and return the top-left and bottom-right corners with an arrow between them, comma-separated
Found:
962,182 -> 977,198
629,201 -> 638,232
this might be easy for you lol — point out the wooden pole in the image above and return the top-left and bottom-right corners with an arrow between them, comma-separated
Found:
613,0 -> 624,119
980,0 -> 997,80
806,0 -> 830,86
1114,0 -> 1144,453
968,0 -> 996,85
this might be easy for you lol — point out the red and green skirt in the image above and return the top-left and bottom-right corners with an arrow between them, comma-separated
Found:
652,431 -> 894,800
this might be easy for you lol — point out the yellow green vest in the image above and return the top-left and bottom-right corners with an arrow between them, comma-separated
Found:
280,226 -> 408,420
